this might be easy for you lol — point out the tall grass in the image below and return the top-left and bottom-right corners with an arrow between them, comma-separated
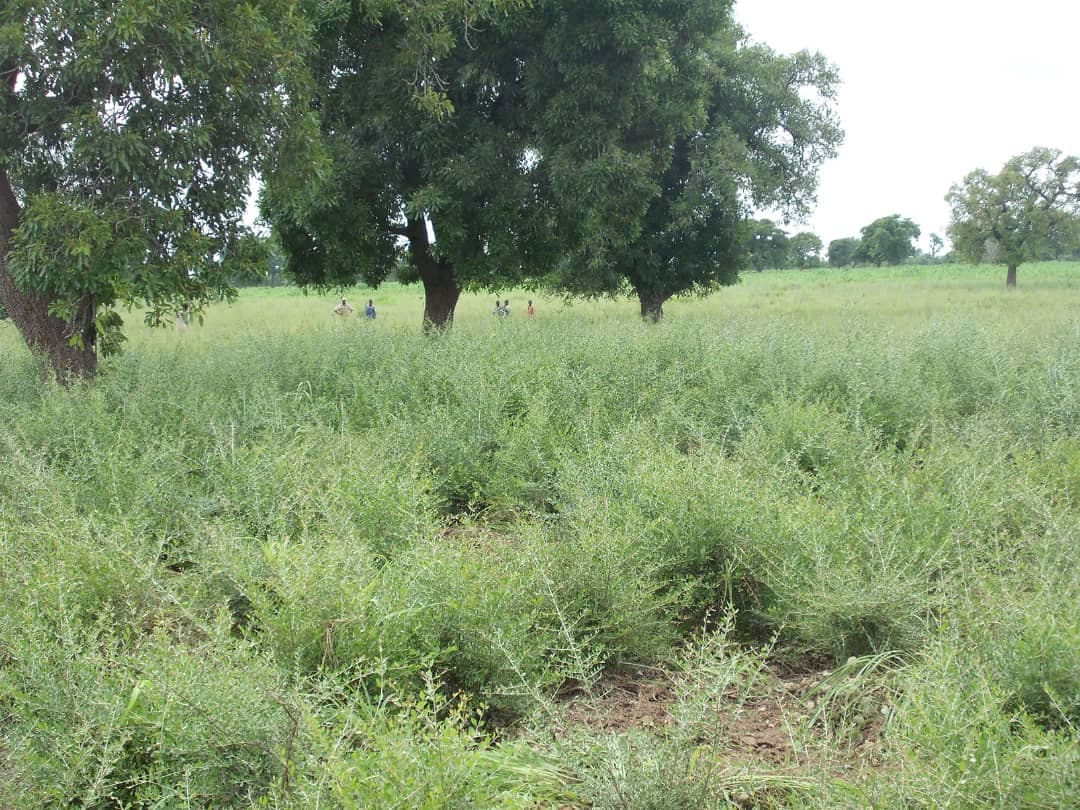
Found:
1,263 -> 1077,806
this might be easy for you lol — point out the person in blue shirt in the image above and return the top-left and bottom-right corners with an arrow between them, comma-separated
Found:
365,299 -> 376,319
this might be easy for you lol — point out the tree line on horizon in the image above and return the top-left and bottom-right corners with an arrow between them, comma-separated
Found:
1,1 -> 1078,381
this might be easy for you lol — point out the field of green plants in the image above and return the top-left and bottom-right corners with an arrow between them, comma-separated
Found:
1,263 -> 1078,807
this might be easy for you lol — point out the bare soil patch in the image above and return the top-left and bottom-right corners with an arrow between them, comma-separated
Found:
556,661 -> 890,772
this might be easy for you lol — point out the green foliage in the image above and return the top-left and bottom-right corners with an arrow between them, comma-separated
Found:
870,630 -> 1080,808
789,231 -> 825,268
0,0 -> 314,373
947,146 -> 1080,284
857,214 -> 921,266
748,218 -> 791,271
568,622 -> 822,809
929,232 -> 945,259
827,236 -> 861,267
542,14 -> 842,312
998,602 -> 1080,730
0,613 -> 291,807
271,677 -> 574,808
264,0 -> 558,321
271,0 -> 841,323
1,266 -> 1078,805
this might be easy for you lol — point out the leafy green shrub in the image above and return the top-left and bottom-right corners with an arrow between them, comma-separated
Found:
0,619 -> 291,808
735,398 -> 879,493
274,679 -> 574,809
868,633 -> 1080,808
999,610 -> 1080,730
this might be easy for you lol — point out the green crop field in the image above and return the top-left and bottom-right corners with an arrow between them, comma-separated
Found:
1,263 -> 1078,807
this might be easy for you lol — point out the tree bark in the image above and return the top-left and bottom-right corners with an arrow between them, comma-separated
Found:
0,172 -> 97,381
1006,263 -> 1017,288
406,216 -> 460,330
637,289 -> 666,322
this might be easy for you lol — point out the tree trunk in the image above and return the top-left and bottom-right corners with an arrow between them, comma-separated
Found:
1006,264 -> 1017,288
406,216 -> 460,330
637,289 -> 666,322
420,267 -> 460,330
0,172 -> 97,381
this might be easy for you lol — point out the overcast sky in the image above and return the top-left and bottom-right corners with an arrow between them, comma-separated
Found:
735,0 -> 1080,250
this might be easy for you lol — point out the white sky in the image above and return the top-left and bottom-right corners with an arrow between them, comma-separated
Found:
735,0 -> 1080,250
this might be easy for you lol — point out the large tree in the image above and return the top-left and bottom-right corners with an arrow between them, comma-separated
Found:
947,147 -> 1080,287
272,0 -> 841,325
0,0 -> 311,380
827,237 -> 860,267
264,0 -> 554,330
789,231 -> 824,268
540,13 -> 842,319
857,214 -> 921,266
747,219 -> 790,272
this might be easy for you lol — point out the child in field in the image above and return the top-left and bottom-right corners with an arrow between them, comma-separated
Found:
526,300 -> 535,318
494,299 -> 506,316
334,298 -> 354,317
365,299 -> 376,319
502,299 -> 511,316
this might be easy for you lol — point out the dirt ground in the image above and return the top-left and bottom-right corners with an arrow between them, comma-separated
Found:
555,660 -> 889,773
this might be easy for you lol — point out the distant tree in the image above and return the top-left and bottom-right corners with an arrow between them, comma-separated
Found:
0,0 -> 310,380
947,147 -> 1080,287
747,220 -> 792,271
827,237 -> 861,267
789,232 -> 824,268
928,233 -> 944,259
858,215 -> 921,266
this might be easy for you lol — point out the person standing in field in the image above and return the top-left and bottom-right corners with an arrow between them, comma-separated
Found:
493,299 -> 505,316
365,299 -> 376,319
502,299 -> 511,316
334,297 -> 354,317
526,300 -> 535,318
175,302 -> 192,332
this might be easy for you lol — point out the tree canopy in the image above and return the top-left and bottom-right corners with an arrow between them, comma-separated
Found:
263,0 -> 552,329
857,214 -> 921,266
268,0 -> 842,325
0,0 -> 311,379
827,237 -> 860,267
947,147 -> 1080,287
788,231 -> 824,268
747,220 -> 790,272
538,12 -> 842,318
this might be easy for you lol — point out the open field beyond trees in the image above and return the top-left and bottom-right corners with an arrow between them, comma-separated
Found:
1,264 -> 1078,807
